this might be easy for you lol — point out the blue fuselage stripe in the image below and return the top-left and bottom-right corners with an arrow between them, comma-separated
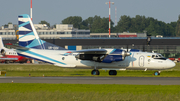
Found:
19,21 -> 30,28
19,50 -> 66,65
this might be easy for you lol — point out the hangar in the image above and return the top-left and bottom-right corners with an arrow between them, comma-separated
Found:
3,37 -> 180,58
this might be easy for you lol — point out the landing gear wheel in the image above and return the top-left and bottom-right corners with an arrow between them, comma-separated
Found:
154,71 -> 160,75
109,70 -> 117,75
5,61 -> 9,64
91,69 -> 100,75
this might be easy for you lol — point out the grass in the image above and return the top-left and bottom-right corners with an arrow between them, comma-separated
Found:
0,83 -> 180,101
0,64 -> 180,101
0,63 -> 180,77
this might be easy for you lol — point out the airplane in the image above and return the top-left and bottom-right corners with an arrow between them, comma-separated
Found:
9,14 -> 175,75
0,36 -> 29,63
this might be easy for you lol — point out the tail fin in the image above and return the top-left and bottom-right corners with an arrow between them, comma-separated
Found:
0,36 -> 5,49
18,14 -> 66,50
0,36 -> 9,51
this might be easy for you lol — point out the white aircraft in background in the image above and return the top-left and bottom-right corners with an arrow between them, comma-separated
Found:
0,36 -> 28,63
9,14 -> 175,75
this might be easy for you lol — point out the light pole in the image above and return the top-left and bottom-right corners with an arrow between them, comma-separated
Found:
106,1 -> 114,38
30,0 -> 32,20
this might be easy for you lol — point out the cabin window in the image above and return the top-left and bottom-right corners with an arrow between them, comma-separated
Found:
62,57 -> 65,60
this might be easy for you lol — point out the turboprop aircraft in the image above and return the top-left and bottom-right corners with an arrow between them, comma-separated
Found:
9,14 -> 175,75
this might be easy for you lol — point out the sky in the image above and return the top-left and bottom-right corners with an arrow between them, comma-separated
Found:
1,0 -> 180,26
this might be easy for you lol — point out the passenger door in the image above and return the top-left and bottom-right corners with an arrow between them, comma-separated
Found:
139,55 -> 145,67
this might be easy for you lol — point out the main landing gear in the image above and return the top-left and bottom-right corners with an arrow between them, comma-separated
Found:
91,69 -> 117,75
91,69 -> 100,75
109,70 -> 117,75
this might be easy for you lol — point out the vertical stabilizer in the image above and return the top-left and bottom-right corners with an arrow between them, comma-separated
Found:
18,14 -> 45,49
18,14 -> 66,50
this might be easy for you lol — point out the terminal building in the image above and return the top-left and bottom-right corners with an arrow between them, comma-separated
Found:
1,24 -> 180,58
0,24 -> 90,39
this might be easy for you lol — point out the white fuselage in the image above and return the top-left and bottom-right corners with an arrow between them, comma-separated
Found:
16,48 -> 175,70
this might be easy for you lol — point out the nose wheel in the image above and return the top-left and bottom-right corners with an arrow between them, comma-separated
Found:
91,69 -> 100,75
154,71 -> 160,75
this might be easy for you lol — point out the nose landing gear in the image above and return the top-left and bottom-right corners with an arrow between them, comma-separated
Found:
154,71 -> 161,75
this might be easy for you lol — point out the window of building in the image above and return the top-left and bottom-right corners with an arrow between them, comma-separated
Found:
0,32 -> 2,35
65,32 -> 71,34
71,32 -> 76,34
85,32 -> 90,34
57,32 -> 65,34
79,32 -> 83,34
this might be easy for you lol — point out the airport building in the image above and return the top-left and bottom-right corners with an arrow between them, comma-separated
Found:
3,37 -> 180,58
0,24 -> 90,39
1,24 -> 180,58
41,37 -> 180,58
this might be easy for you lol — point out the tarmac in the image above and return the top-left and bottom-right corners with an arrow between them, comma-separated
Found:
0,77 -> 180,85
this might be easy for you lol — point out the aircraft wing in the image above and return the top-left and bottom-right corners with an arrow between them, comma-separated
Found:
73,49 -> 107,54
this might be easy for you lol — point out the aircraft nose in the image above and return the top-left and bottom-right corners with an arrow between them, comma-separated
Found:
166,60 -> 176,69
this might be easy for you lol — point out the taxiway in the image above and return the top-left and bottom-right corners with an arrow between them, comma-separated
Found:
0,77 -> 180,85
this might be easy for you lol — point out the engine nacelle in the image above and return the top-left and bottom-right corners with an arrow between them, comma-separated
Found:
102,55 -> 123,63
92,55 -> 105,62
75,49 -> 131,63
92,56 -> 101,62
0,49 -> 5,55
102,49 -> 130,63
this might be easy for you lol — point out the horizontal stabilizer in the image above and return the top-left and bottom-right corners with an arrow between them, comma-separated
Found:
7,44 -> 29,50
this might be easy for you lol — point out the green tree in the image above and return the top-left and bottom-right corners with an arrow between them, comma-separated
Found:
84,17 -> 94,30
39,20 -> 50,27
61,16 -> 83,29
129,15 -> 146,32
114,15 -> 176,37
90,15 -> 114,33
176,15 -> 180,36
168,22 -> 177,36
115,15 -> 131,32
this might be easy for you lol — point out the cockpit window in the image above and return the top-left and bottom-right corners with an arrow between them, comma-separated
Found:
158,55 -> 164,58
152,55 -> 155,58
152,54 -> 167,60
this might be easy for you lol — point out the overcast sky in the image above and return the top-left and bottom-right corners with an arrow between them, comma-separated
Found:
1,0 -> 180,26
